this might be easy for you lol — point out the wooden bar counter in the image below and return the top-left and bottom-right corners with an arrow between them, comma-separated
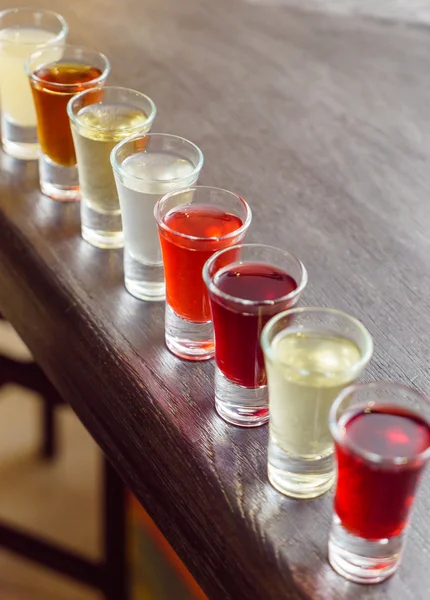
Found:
0,0 -> 429,598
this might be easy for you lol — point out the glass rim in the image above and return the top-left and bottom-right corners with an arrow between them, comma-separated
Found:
260,306 -> 373,377
67,86 -> 157,133
329,381 -> 430,465
202,243 -> 308,307
110,133 -> 204,185
0,8 -> 68,45
26,44 -> 110,89
154,186 -> 252,243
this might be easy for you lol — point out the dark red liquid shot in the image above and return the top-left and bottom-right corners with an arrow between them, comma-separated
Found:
159,205 -> 243,322
335,405 -> 430,540
209,263 -> 297,387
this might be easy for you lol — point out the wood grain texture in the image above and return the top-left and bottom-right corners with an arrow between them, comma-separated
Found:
1,0 -> 430,598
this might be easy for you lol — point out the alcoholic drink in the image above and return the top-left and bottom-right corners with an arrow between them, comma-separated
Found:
267,331 -> 362,460
112,134 -> 203,302
206,246 -> 306,427
0,27 -> 59,127
0,9 -> 67,160
262,308 -> 371,495
328,383 -> 429,583
117,151 -> 198,266
156,186 -> 248,360
30,63 -> 103,166
211,263 -> 297,387
335,405 -> 430,540
68,86 -> 154,245
159,205 -> 243,322
71,103 -> 150,214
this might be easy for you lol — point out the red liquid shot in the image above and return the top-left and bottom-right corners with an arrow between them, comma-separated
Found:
210,263 -> 297,387
335,406 -> 430,540
159,205 -> 243,322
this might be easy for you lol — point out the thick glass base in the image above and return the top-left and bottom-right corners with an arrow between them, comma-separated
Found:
124,250 -> 165,302
82,226 -> 123,249
267,438 -> 334,499
81,200 -> 123,249
215,368 -> 268,427
39,153 -> 80,201
328,515 -> 402,584
1,114 -> 39,160
165,304 -> 213,361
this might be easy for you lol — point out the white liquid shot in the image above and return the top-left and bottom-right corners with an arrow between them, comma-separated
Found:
0,28 -> 59,126
267,330 -> 362,459
116,151 -> 198,265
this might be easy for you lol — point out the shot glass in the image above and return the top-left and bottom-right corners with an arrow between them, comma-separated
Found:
261,308 -> 373,499
111,134 -> 204,302
68,87 -> 156,249
328,382 -> 430,584
155,186 -> 252,360
203,244 -> 307,427
26,45 -> 110,201
0,8 -> 68,159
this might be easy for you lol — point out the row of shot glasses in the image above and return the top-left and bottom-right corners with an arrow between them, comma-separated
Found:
2,7 -> 430,587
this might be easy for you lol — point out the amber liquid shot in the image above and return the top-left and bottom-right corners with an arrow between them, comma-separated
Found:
27,45 -> 109,201
31,63 -> 103,166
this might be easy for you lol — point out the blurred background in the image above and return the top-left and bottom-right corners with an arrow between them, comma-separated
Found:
0,318 -> 207,600
0,319 -> 100,600
0,319 -> 207,600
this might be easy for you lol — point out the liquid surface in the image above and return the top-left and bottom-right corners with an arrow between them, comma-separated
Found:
0,27 -> 55,45
30,64 -> 103,166
34,63 -> 103,86
335,406 -> 430,540
116,152 -> 198,265
214,263 -> 297,301
210,263 -> 298,387
160,205 -> 243,322
272,331 -> 362,386
267,331 -> 361,458
0,28 -> 60,126
122,151 -> 195,183
71,104 -> 151,215
343,407 -> 430,459
164,205 -> 242,238
76,103 -> 148,139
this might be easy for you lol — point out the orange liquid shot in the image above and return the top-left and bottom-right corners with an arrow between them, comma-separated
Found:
30,63 -> 103,166
159,204 -> 243,322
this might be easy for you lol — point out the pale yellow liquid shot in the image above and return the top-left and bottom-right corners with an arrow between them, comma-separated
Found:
71,104 -> 151,214
267,330 -> 362,459
0,28 -> 58,126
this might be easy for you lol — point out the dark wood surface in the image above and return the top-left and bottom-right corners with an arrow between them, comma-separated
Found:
1,0 -> 430,598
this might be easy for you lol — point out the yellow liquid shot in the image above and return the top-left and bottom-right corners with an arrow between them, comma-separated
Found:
71,104 -> 150,214
267,330 -> 362,459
